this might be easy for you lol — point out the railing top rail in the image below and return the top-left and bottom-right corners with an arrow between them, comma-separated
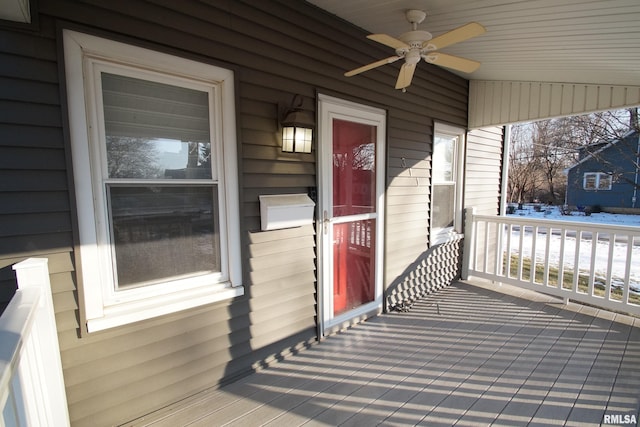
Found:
471,213 -> 640,235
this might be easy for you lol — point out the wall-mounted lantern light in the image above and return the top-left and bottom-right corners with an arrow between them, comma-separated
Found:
281,95 -> 314,153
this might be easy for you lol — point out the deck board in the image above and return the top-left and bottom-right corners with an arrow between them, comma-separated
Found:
123,281 -> 640,427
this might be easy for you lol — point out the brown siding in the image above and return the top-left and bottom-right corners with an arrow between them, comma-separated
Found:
1,0 -> 473,425
384,126 -> 505,309
0,20 -> 73,315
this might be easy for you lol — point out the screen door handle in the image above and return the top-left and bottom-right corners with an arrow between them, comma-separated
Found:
323,210 -> 330,234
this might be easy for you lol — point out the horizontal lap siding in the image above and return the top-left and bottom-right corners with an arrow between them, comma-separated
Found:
0,22 -> 74,318
463,126 -> 505,276
42,1 -> 323,425
465,126 -> 504,215
384,75 -> 468,310
1,0 -> 474,425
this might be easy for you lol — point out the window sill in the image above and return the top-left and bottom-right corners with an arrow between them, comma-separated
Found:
86,284 -> 244,333
431,231 -> 464,247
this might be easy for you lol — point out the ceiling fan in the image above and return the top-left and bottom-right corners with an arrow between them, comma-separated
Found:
344,10 -> 486,91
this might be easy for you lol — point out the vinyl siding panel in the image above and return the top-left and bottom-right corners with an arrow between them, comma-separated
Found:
463,126 -> 505,277
0,0 -> 475,425
385,126 -> 504,309
384,100 -> 468,310
470,81 -> 640,128
465,127 -> 504,216
0,17 -> 73,316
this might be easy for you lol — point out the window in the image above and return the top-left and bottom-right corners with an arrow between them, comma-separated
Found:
430,123 -> 465,245
583,172 -> 612,190
64,30 -> 242,332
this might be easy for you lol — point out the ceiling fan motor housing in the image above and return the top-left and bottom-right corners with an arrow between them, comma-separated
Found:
396,30 -> 432,60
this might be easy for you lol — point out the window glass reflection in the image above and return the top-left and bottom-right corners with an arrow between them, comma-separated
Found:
102,73 -> 212,180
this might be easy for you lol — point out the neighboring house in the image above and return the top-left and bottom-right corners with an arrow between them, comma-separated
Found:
565,130 -> 640,211
0,1 -> 504,425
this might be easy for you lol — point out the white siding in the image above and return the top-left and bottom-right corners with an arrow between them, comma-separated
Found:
465,126 -> 503,215
470,81 -> 640,128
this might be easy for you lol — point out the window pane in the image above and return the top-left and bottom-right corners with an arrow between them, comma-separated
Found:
432,184 -> 455,229
333,119 -> 376,216
598,174 -> 611,190
584,174 -> 597,190
102,73 -> 212,179
333,219 -> 375,316
108,185 -> 220,289
433,135 -> 456,182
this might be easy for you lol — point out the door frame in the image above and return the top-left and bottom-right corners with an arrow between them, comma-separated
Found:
317,94 -> 386,336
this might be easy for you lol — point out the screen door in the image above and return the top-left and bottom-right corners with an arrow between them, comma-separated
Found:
318,95 -> 385,333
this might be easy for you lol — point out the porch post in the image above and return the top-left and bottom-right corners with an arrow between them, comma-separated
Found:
12,258 -> 70,426
461,207 -> 476,280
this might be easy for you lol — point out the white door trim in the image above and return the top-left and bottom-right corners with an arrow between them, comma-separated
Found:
317,94 -> 386,335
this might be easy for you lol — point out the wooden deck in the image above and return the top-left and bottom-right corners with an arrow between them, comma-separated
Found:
124,281 -> 640,426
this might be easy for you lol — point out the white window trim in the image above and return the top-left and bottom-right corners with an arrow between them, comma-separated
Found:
63,30 -> 243,332
430,123 -> 466,246
583,172 -> 612,191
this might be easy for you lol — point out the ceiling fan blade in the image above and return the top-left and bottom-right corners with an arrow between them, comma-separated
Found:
423,52 -> 481,73
395,62 -> 416,90
367,34 -> 410,50
423,22 -> 486,51
344,56 -> 402,77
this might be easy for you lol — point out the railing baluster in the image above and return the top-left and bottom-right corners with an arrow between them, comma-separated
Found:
505,223 -> 513,279
588,231 -> 597,296
530,225 -> 538,284
558,228 -> 566,290
470,216 -> 477,274
495,219 -> 504,276
517,224 -> 525,281
483,219 -> 490,273
464,210 -> 639,316
543,225 -> 552,287
605,233 -> 615,301
573,230 -> 582,295
623,234 -> 634,305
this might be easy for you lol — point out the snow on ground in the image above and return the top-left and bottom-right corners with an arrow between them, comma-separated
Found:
506,205 -> 640,293
508,204 -> 640,226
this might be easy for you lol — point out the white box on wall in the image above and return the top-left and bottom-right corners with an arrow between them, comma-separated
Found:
259,194 -> 315,231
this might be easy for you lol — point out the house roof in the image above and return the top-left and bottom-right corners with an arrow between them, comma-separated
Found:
307,0 -> 640,127
565,129 -> 639,171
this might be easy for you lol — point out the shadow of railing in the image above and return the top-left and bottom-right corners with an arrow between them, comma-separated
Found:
385,238 -> 463,312
180,281 -> 640,426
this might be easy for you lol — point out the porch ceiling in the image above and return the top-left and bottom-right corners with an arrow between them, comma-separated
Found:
307,0 -> 640,127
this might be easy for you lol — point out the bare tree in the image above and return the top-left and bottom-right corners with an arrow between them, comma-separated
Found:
569,108 -> 640,190
508,108 -> 640,208
530,119 -> 576,204
507,124 -> 539,204
107,136 -> 162,179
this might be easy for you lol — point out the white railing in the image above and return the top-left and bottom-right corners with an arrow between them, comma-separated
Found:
0,258 -> 70,426
463,207 -> 640,316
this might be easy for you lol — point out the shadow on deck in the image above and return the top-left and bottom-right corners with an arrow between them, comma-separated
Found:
125,281 -> 640,426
